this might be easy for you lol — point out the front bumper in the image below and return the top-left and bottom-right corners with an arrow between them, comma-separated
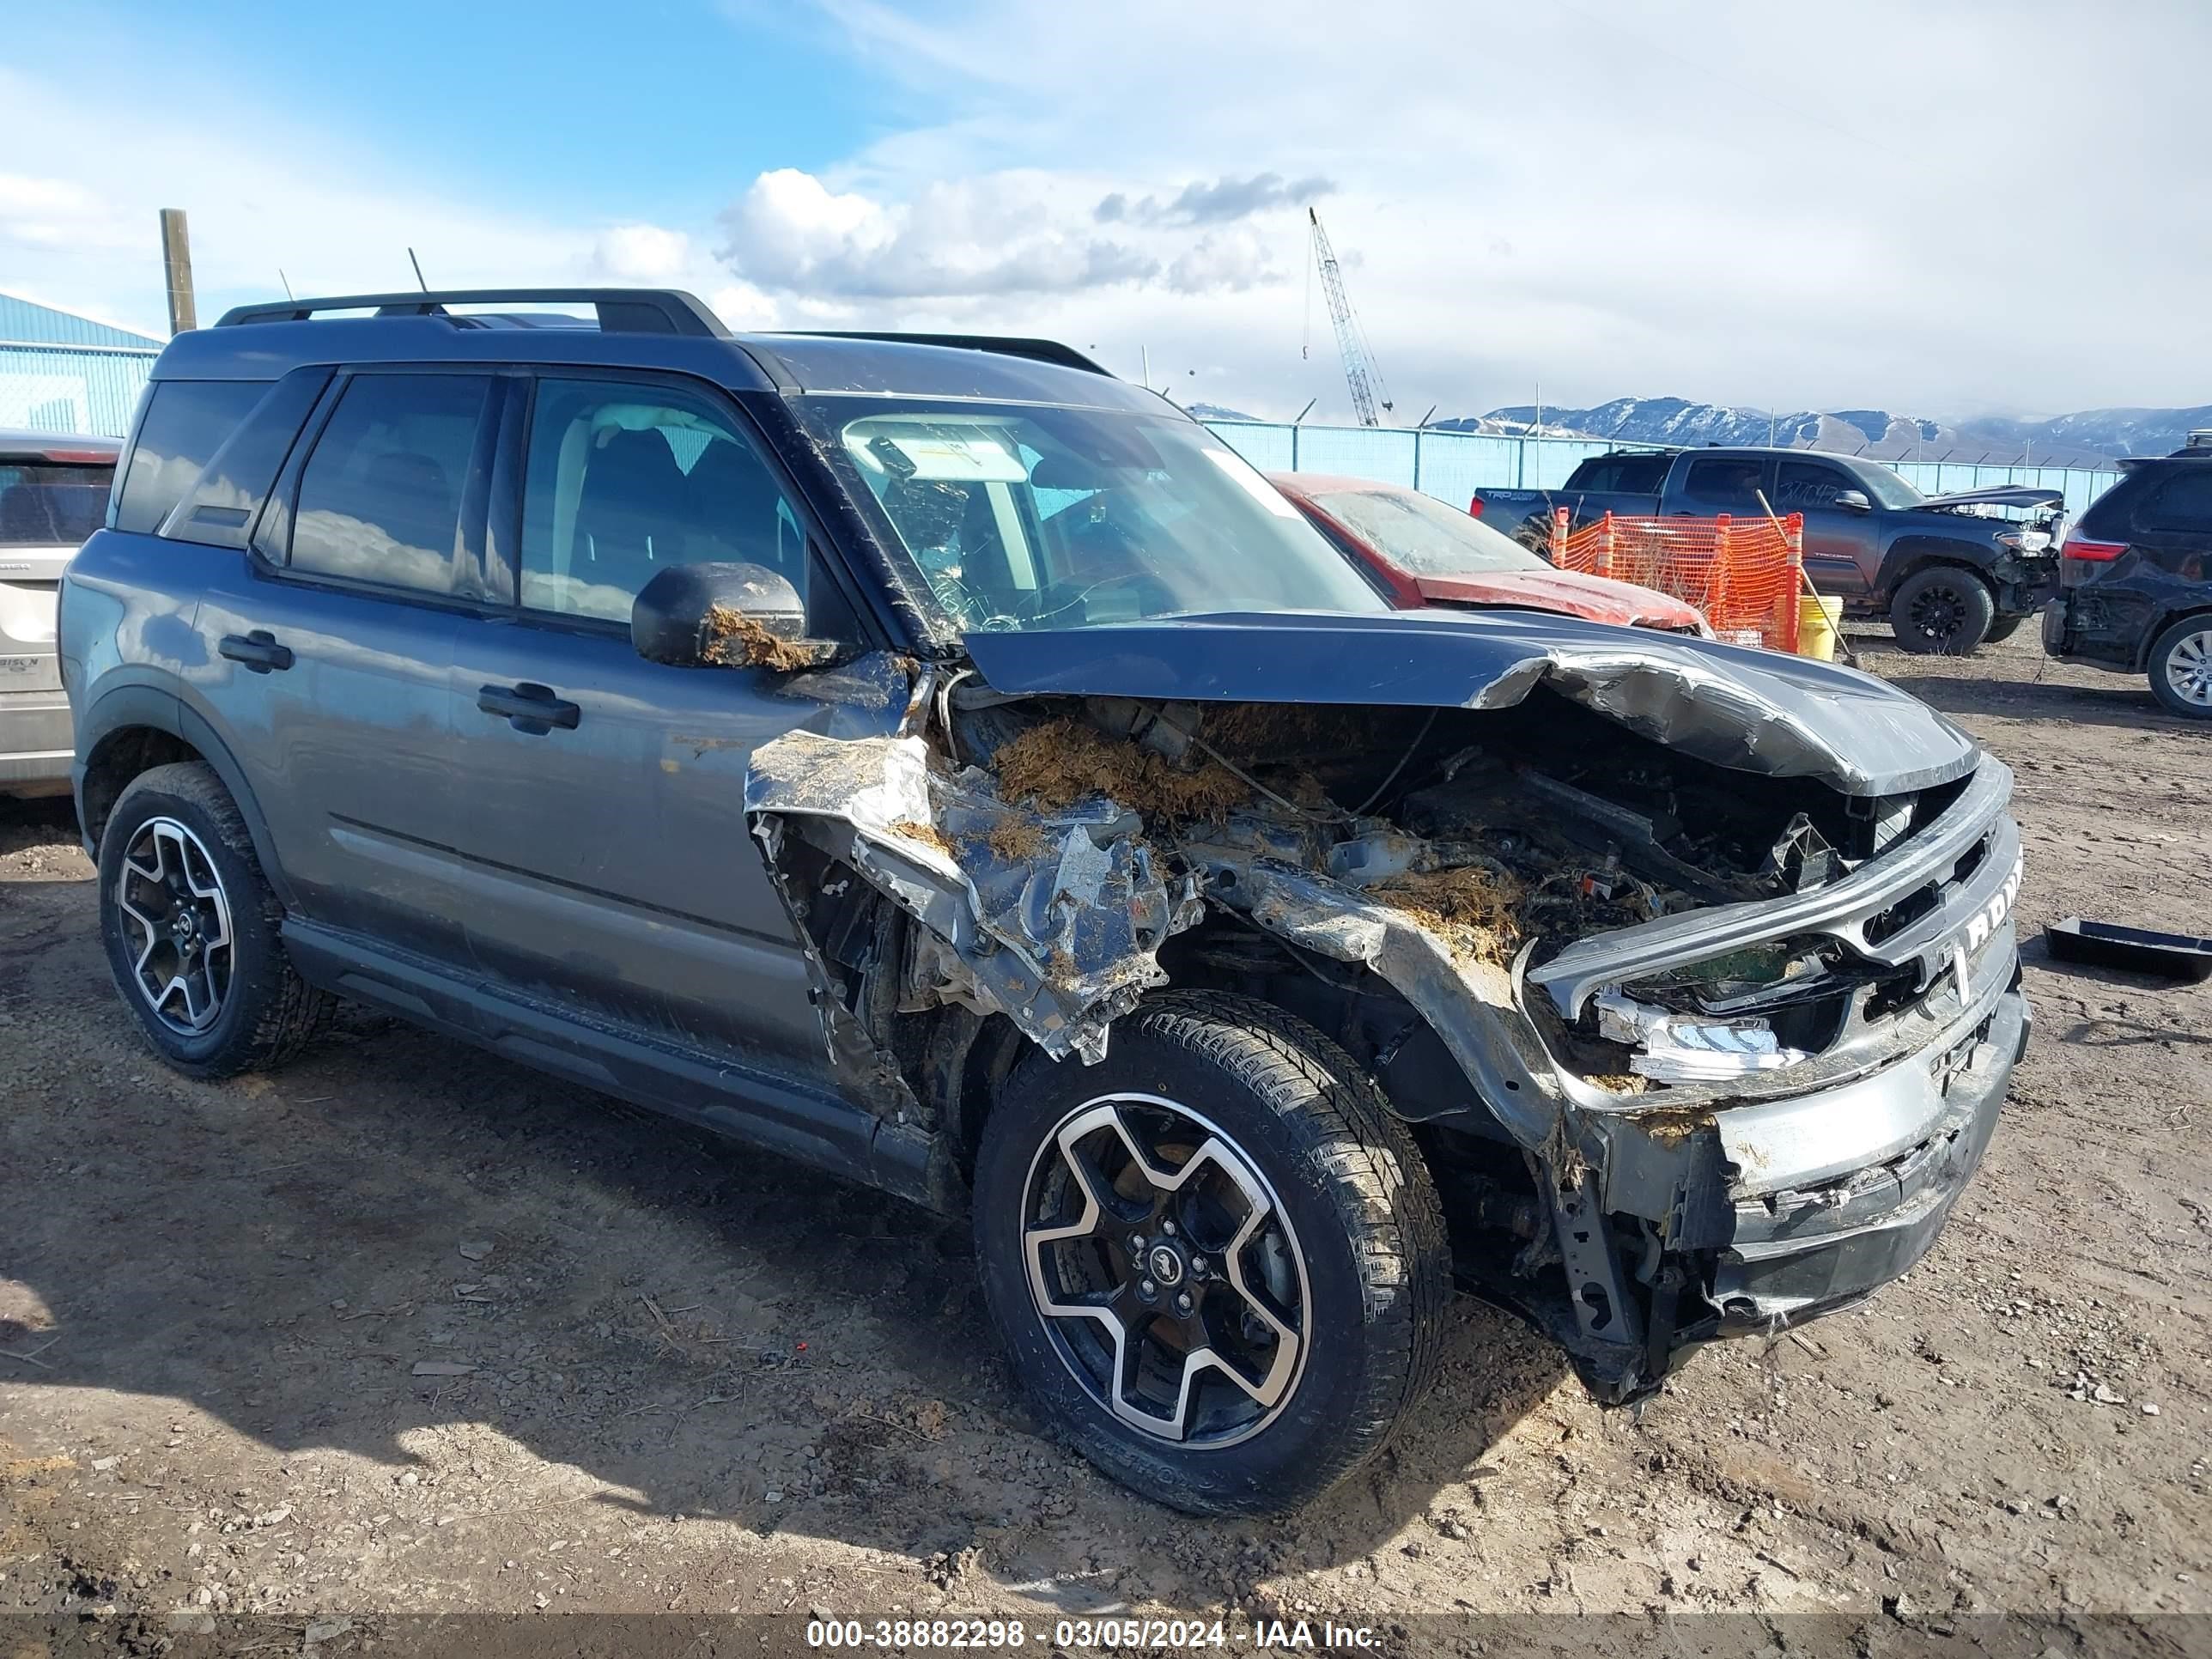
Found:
1994,556 -> 2060,617
1710,981 -> 2027,1328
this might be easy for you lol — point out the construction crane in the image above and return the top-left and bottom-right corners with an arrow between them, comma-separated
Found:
1305,207 -> 1394,427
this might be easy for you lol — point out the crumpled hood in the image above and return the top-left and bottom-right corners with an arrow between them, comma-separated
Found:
1413,568 -> 1708,630
1914,483 -> 2064,512
962,610 -> 1979,797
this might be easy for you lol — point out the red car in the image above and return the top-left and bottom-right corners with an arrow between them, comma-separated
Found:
1271,472 -> 1711,635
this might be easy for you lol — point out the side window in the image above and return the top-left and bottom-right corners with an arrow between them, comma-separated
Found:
114,380 -> 272,533
289,374 -> 490,593
1572,455 -> 1667,494
2136,470 -> 2212,535
1774,460 -> 1852,510
519,378 -> 808,625
1681,458 -> 1765,509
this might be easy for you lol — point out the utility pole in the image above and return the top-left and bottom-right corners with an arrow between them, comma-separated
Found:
159,209 -> 197,334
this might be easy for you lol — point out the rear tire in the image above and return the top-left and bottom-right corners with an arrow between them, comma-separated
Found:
2147,615 -> 2212,720
1982,615 -> 2025,645
1889,568 -> 1996,653
971,991 -> 1449,1516
97,762 -> 335,1078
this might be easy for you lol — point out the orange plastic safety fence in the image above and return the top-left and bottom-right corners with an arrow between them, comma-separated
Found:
1550,509 -> 1803,652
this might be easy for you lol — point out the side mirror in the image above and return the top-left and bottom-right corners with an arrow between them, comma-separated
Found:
1832,489 -> 1872,513
631,562 -> 840,672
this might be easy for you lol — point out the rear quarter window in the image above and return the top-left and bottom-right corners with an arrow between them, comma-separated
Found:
115,380 -> 274,534
2132,468 -> 2212,536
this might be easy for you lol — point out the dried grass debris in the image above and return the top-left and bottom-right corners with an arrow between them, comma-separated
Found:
1372,866 -> 1527,967
701,605 -> 816,673
890,820 -> 957,858
994,719 -> 1248,823
986,817 -> 1050,863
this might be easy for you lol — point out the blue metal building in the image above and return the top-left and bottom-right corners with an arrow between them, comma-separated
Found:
0,293 -> 161,439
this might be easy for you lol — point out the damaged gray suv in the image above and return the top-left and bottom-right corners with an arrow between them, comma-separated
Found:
61,289 -> 2028,1516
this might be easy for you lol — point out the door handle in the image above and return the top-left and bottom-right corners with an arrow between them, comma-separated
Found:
477,682 -> 580,734
219,630 -> 294,673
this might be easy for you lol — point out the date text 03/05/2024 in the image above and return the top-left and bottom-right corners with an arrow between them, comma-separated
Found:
806,1617 -> 1382,1650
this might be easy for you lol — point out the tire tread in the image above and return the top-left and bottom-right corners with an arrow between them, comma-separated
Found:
100,762 -> 335,1077
981,988 -> 1449,1515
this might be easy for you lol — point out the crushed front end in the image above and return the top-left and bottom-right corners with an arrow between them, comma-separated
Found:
741,612 -> 2027,1406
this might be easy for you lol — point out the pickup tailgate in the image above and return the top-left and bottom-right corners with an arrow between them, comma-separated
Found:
1470,486 -> 1661,547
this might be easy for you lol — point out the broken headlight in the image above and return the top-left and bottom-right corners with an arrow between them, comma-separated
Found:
1624,939 -> 1835,1015
1594,991 -> 1811,1084
1590,937 -> 1863,1084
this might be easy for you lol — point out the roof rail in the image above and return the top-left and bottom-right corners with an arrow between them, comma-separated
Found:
213,289 -> 730,338
779,331 -> 1111,376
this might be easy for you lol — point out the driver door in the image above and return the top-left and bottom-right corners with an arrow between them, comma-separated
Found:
1775,458 -> 1876,599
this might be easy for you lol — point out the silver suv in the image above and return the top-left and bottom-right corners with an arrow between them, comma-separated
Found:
2,429 -> 118,794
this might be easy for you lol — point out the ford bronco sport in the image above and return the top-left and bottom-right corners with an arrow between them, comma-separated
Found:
61,289 -> 2029,1516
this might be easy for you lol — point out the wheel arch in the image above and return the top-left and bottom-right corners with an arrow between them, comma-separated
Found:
76,687 -> 295,908
1872,538 -> 1996,604
2138,602 -> 2212,672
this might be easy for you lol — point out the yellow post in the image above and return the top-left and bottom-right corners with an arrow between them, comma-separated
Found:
1782,513 -> 1804,652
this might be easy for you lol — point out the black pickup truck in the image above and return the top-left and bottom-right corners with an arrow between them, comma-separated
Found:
1473,447 -> 2066,653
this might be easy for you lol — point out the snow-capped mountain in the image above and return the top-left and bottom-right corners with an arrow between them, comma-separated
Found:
1444,397 -> 2211,467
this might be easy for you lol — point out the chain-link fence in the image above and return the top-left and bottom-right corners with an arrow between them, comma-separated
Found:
1202,420 -> 2123,519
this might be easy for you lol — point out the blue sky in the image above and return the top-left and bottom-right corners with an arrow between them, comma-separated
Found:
5,0 -> 2208,421
6,0 -> 883,252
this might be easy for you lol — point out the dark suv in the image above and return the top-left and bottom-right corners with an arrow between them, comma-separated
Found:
2042,434 -> 2212,718
62,289 -> 2028,1516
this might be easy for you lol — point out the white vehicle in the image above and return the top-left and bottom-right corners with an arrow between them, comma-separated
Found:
1,429 -> 118,795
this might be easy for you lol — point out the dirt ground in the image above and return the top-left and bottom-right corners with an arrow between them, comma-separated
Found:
3,632 -> 2208,1653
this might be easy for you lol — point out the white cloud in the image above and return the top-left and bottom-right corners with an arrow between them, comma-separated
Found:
589,224 -> 697,283
0,67 -> 762,337
1166,228 -> 1279,295
0,173 -> 138,251
3,0 -> 2206,426
718,168 -> 1160,301
781,0 -> 2212,421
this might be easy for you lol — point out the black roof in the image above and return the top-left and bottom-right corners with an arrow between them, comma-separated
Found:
171,288 -> 1155,410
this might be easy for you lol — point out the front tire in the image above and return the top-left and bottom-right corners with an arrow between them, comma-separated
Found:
2147,615 -> 2212,720
1890,567 -> 1996,653
972,991 -> 1449,1516
97,762 -> 334,1078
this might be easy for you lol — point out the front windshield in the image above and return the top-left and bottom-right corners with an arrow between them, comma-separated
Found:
1845,457 -> 1923,510
1312,486 -> 1552,577
799,398 -> 1388,632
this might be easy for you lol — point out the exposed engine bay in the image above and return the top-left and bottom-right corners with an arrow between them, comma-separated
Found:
742,623 -> 2023,1402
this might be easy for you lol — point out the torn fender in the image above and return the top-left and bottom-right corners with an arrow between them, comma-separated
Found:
962,611 -> 1978,797
1181,848 -> 1565,1152
744,730 -> 1201,1063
